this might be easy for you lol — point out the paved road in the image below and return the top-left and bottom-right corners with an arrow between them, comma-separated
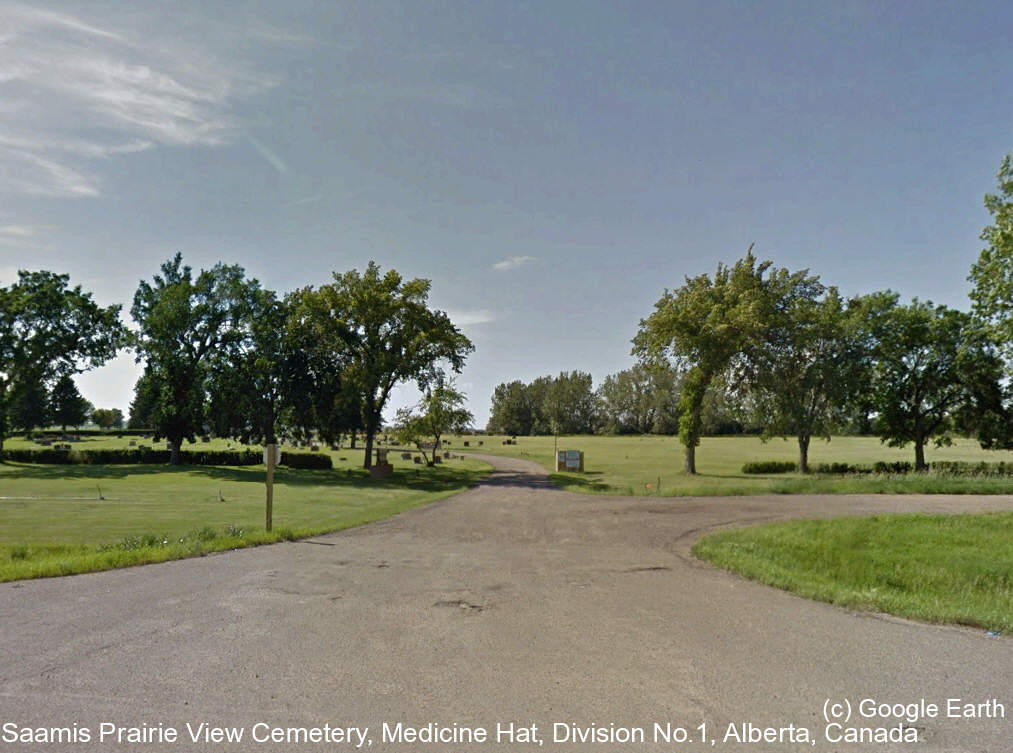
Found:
1,454 -> 1011,752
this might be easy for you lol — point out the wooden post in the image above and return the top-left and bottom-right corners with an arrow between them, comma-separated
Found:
265,443 -> 276,532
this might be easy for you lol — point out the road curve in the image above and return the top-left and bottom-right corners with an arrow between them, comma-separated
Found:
1,454 -> 1011,752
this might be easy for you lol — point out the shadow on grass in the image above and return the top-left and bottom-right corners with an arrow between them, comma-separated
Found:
0,461 -> 489,493
548,473 -> 614,493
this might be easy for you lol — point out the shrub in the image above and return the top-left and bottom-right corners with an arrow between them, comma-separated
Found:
3,448 -> 264,466
281,452 -> 332,470
1,448 -> 74,464
741,460 -> 797,474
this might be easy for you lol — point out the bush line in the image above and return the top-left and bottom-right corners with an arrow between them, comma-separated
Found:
742,459 -> 1013,476
0,448 -> 332,469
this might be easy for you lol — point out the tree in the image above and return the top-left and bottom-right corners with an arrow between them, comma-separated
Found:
131,254 -> 252,464
50,374 -> 89,431
870,298 -> 1000,470
127,370 -> 158,429
91,408 -> 124,430
207,287 -> 290,445
394,377 -> 473,465
969,152 -> 1013,352
9,374 -> 50,436
294,262 -> 473,468
487,380 -> 535,435
597,361 -> 680,435
544,371 -> 597,434
633,249 -> 780,474
0,270 -> 123,451
736,281 -> 866,473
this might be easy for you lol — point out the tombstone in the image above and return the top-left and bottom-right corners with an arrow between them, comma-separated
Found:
433,455 -> 442,464
201,435 -> 211,443
330,444 -> 340,451
311,444 -> 320,452
463,441 -> 470,447
339,457 -> 347,462
443,451 -> 450,459
478,441 -> 483,446
401,452 -> 412,460
413,455 -> 422,464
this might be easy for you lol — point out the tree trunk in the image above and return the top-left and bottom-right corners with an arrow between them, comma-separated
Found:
362,418 -> 375,469
684,443 -> 696,475
914,439 -> 926,471
798,435 -> 810,474
350,430 -> 356,449
169,438 -> 181,465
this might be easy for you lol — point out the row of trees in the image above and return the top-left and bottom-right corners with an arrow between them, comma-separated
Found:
0,258 -> 473,467
636,154 -> 1013,473
487,153 -> 1013,474
4,371 -> 126,434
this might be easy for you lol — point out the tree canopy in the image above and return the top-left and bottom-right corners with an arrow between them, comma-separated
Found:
292,262 -> 473,468
0,270 -> 123,450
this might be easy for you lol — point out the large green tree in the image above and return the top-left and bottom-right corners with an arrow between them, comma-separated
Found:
870,298 -> 1000,470
0,270 -> 123,450
294,262 -> 473,468
50,374 -> 90,431
131,254 -> 253,464
737,281 -> 867,473
633,250 -> 783,474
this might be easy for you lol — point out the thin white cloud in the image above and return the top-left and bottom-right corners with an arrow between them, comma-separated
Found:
0,3 -> 278,198
0,224 -> 35,237
446,309 -> 496,326
492,255 -> 537,271
248,136 -> 288,174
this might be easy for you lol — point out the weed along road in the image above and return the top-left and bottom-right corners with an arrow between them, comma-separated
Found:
2,455 -> 1012,752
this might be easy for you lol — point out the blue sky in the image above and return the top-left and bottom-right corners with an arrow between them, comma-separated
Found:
2,1 -> 1011,426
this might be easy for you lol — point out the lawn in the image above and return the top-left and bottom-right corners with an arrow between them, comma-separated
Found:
692,512 -> 1013,633
467,434 -> 1013,495
0,435 -> 489,581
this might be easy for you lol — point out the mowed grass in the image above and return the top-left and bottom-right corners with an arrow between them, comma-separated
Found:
692,513 -> 1013,633
0,437 -> 489,581
470,434 -> 1013,495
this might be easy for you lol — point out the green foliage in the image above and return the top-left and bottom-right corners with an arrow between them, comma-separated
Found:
393,376 -> 473,465
869,297 -> 1001,469
280,452 -> 333,469
969,152 -> 1013,353
597,361 -> 680,434
487,380 -> 535,435
293,262 -> 473,468
0,447 -> 334,466
8,375 -> 50,435
737,282 -> 868,472
0,270 -> 124,449
49,375 -> 89,430
90,407 -> 124,429
741,460 -> 797,474
634,249 -> 793,472
131,254 -> 255,463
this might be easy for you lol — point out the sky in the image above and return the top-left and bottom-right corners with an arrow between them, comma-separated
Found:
2,0 -> 1012,427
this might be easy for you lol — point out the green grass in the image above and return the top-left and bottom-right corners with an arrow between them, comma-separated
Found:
468,434 -> 1013,495
692,513 -> 1013,633
0,444 -> 490,581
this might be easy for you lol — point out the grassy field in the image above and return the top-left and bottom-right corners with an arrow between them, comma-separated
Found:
467,434 -> 1013,495
0,434 -> 489,581
692,513 -> 1013,633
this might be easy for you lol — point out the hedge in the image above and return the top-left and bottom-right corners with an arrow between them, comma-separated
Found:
741,460 -> 798,474
0,448 -> 332,469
